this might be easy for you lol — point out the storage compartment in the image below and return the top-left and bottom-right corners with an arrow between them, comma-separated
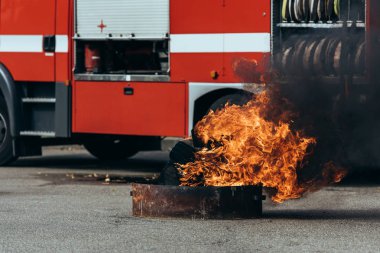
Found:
75,0 -> 169,39
279,0 -> 365,24
276,30 -> 366,78
74,0 -> 170,80
73,82 -> 187,137
273,0 -> 367,81
74,40 -> 169,76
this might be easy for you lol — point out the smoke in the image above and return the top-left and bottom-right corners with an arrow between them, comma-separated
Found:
280,33 -> 380,172
233,20 -> 380,181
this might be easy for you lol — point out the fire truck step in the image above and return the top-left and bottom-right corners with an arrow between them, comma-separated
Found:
22,98 -> 56,103
20,131 -> 56,137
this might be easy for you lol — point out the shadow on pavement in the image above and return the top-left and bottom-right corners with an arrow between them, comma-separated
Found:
9,150 -> 169,173
264,209 -> 380,220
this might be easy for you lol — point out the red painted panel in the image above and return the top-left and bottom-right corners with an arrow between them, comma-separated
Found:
0,53 -> 55,82
56,53 -> 70,83
171,53 -> 224,82
223,0 -> 271,33
1,0 -> 55,35
171,0 -> 270,34
170,52 -> 268,83
170,0 -> 271,83
73,82 -> 187,137
0,0 -> 56,82
55,0 -> 71,82
171,0 -> 224,34
56,0 -> 70,35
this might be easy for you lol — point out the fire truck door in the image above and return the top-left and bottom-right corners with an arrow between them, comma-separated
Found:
170,0 -> 224,82
223,0 -> 271,34
222,0 -> 271,81
0,0 -> 56,82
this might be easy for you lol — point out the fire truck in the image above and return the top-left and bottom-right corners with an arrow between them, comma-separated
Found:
0,0 -> 377,165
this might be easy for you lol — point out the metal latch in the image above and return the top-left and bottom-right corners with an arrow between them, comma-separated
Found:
124,87 -> 134,96
43,35 -> 56,53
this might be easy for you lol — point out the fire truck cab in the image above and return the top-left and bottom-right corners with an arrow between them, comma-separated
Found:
0,0 -> 377,165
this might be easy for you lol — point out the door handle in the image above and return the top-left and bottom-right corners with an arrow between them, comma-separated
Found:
124,87 -> 134,95
43,35 -> 56,53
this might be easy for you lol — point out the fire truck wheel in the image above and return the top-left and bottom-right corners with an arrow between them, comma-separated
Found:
0,95 -> 16,165
84,138 -> 138,160
209,93 -> 251,113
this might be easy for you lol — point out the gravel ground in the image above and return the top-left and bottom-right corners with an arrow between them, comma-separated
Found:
0,147 -> 379,253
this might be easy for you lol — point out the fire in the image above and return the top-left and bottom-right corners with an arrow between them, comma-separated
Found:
179,90 -> 346,203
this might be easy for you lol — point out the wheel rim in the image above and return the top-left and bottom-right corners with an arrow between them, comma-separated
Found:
0,113 -> 7,146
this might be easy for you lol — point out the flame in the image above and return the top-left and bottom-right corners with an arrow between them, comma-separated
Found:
179,90 -> 346,203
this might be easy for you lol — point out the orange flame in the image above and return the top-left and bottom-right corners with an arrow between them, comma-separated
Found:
179,91 -> 346,203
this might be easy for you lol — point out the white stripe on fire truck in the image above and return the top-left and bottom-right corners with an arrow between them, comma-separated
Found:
56,35 -> 69,53
170,33 -> 271,53
0,35 -> 43,53
0,35 -> 69,53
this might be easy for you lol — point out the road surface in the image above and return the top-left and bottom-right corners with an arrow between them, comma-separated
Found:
0,147 -> 379,253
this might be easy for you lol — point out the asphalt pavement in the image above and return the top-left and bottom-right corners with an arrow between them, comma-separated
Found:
0,147 -> 380,253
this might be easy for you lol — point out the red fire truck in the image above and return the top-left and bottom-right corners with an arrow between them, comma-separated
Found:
0,0 -> 377,165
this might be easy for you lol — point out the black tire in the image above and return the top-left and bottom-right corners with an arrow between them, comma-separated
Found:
169,140 -> 195,164
159,140 -> 195,186
84,137 -> 138,160
0,95 -> 16,165
209,93 -> 251,113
